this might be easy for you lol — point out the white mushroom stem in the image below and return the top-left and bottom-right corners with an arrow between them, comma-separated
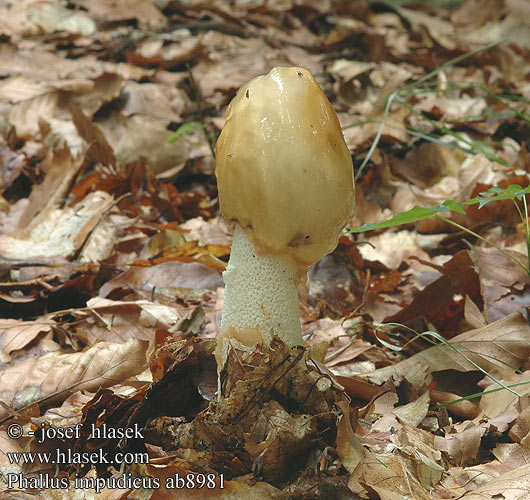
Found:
220,223 -> 303,347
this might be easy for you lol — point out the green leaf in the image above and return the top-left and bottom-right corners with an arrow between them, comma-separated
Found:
168,122 -> 205,143
349,185 -> 530,234
349,200 -> 465,233
474,184 -> 530,208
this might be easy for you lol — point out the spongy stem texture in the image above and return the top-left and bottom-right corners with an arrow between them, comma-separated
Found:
221,224 -> 303,346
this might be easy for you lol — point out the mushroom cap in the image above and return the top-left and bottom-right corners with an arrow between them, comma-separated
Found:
216,66 -> 355,270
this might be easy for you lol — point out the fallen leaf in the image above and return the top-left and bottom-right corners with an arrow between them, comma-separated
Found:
0,338 -> 148,421
434,421 -> 484,466
0,319 -> 54,362
393,390 -> 430,427
459,462 -> 530,499
360,312 -> 530,388
336,400 -> 365,473
0,191 -> 115,260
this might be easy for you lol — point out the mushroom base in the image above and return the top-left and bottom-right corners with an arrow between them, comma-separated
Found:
217,224 -> 303,368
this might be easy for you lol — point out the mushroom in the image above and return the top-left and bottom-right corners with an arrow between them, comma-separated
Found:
215,66 -> 355,371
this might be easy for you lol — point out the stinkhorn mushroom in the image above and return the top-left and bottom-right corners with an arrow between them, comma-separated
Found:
215,66 -> 355,371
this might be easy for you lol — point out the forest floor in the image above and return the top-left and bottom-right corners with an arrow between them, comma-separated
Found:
0,0 -> 530,499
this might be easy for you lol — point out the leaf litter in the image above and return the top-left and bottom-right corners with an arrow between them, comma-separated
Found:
0,0 -> 529,498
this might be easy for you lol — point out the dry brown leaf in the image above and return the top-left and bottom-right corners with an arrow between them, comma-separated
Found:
79,216 -> 119,263
9,92 -> 59,138
348,449 -> 434,500
28,2 -> 96,35
475,245 -> 530,320
0,191 -> 114,260
463,295 -> 488,330
454,0 -> 530,49
75,0 -> 167,28
73,297 -> 184,345
179,217 -> 232,247
0,74 -> 52,104
509,405 -> 530,443
336,401 -> 365,473
360,312 -> 530,388
434,421 -> 484,466
358,230 -> 427,269
113,116 -> 189,175
391,142 -> 465,189
98,261 -> 223,300
193,41 -> 269,100
139,229 -> 187,260
493,442 -> 530,470
128,35 -> 204,69
431,389 -> 481,419
394,423 -> 444,490
121,81 -> 189,122
0,338 -> 148,421
44,118 -> 86,156
69,105 -> 116,166
15,148 -> 80,230
398,7 -> 458,49
436,460 -> 510,498
70,72 -> 123,117
480,370 -> 530,419
0,319 -> 54,362
0,142 -> 26,192
0,430 -> 24,473
459,462 -> 530,499
0,0 -> 95,37
133,240 -> 228,271
385,250 -> 483,338
39,391 -> 93,429
393,390 -> 430,427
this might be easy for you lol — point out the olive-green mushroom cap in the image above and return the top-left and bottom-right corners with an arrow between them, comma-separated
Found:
216,66 -> 355,270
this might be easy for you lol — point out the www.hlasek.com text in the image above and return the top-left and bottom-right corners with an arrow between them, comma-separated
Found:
7,447 -> 148,466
